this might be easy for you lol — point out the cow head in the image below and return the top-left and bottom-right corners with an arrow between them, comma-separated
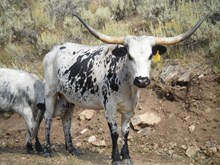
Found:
123,36 -> 167,88
73,14 -> 207,88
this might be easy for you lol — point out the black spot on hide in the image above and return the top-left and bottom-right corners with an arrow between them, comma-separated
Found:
37,103 -> 46,111
63,48 -> 103,96
60,46 -> 66,50
61,45 -> 126,101
105,46 -> 127,92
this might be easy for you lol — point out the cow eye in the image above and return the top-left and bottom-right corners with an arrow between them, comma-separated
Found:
148,54 -> 153,60
127,53 -> 134,61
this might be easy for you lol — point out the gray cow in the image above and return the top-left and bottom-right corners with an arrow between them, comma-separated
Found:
0,68 -> 45,153
42,14 -> 207,165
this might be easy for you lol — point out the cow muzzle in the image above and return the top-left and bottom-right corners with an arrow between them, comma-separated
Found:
133,76 -> 150,88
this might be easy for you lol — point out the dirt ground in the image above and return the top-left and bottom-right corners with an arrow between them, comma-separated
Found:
0,68 -> 220,165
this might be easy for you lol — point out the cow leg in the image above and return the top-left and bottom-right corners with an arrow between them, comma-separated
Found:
22,107 -> 35,153
34,109 -> 45,154
25,128 -> 33,154
44,95 -> 56,157
121,112 -> 134,165
60,103 -> 80,156
35,136 -> 43,154
104,108 -> 121,165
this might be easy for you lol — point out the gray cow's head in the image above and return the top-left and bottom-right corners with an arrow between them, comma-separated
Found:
73,14 -> 207,88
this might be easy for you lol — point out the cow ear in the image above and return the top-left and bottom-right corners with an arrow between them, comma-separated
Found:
152,45 -> 167,55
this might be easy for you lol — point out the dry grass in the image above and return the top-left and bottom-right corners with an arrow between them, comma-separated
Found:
0,0 -> 219,76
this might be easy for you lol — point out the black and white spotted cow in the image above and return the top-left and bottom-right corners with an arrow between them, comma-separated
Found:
0,68 -> 45,153
42,14 -> 207,165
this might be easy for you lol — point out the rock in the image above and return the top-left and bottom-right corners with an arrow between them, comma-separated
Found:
75,142 -> 82,147
189,124 -> 195,133
79,110 -> 94,121
177,69 -> 191,82
217,145 -> 220,152
159,63 -> 200,85
204,107 -> 211,113
21,156 -> 26,160
181,145 -> 187,150
96,148 -> 105,154
177,63 -> 200,83
131,112 -> 161,129
93,140 -> 106,147
127,135 -> 133,140
208,147 -> 217,154
80,128 -> 89,134
153,143 -> 159,150
169,142 -> 177,149
88,136 -> 106,147
137,127 -> 153,137
168,150 -> 174,155
184,116 -> 190,121
132,124 -> 142,131
159,65 -> 179,84
88,136 -> 96,143
2,142 -> 6,147
198,74 -> 204,79
185,146 -> 199,158
200,145 -> 206,150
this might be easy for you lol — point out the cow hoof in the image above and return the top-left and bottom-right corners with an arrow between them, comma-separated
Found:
44,148 -> 53,158
111,161 -> 121,165
122,158 -> 134,165
35,142 -> 44,154
26,142 -> 34,154
44,152 -> 53,158
37,148 -> 44,155
69,147 -> 81,156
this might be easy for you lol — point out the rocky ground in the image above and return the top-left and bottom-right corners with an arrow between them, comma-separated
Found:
0,63 -> 220,165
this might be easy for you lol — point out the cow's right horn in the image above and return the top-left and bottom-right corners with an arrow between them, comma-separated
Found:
73,14 -> 125,44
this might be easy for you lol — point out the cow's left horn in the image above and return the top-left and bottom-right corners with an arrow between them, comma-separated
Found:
155,14 -> 208,45
73,14 -> 125,44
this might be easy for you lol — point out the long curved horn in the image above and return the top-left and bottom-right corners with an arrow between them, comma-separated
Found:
73,14 -> 125,44
155,14 -> 208,45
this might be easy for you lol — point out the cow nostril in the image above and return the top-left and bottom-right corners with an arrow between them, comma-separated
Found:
133,77 -> 150,88
144,77 -> 150,84
142,77 -> 150,86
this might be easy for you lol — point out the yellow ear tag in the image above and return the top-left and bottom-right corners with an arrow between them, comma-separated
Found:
152,50 -> 161,62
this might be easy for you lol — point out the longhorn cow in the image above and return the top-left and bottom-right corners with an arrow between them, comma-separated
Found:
42,14 -> 207,165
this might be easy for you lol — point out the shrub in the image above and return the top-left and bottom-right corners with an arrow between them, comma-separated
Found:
0,0 -> 219,77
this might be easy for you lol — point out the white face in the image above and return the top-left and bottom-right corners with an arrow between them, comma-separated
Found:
124,36 -> 156,88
